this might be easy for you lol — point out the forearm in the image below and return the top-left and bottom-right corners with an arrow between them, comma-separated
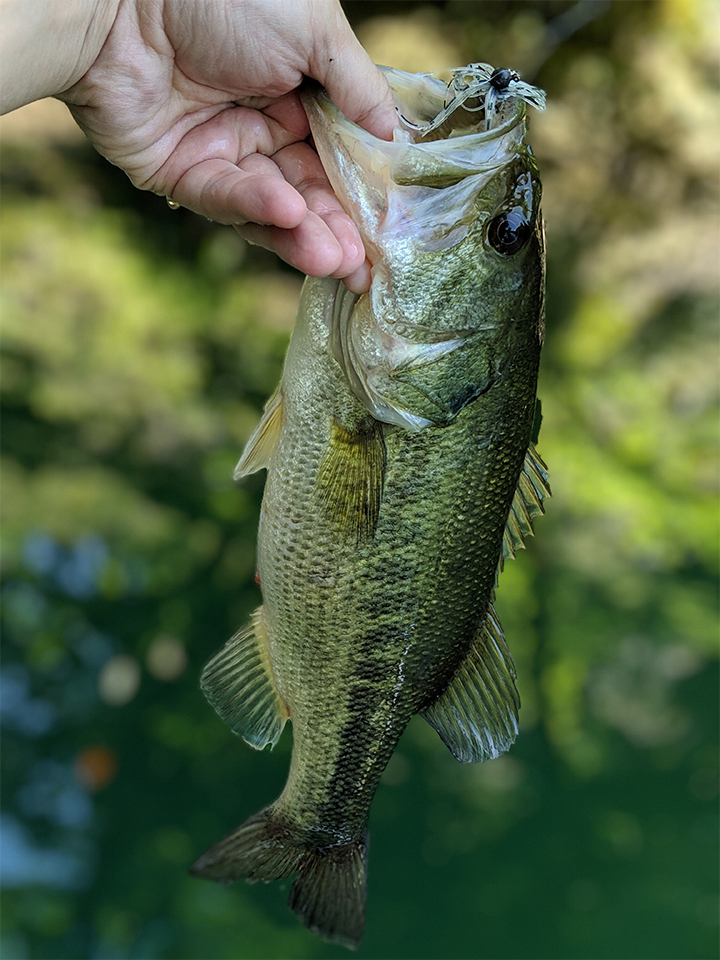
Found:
0,0 -> 121,114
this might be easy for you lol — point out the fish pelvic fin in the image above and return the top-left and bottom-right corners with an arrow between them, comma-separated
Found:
234,385 -> 284,478
422,604 -> 520,762
190,807 -> 302,883
498,442 -> 550,576
288,833 -> 368,951
200,606 -> 289,750
316,416 -> 386,543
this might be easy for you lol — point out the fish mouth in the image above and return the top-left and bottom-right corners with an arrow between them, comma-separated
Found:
381,65 -> 527,143
301,64 -> 541,256
384,62 -> 545,142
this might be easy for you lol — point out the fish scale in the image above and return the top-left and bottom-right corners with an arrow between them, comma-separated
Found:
191,64 -> 549,950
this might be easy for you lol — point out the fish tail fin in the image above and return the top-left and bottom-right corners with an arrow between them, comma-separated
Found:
189,807 -> 302,883
288,833 -> 368,950
191,812 -> 369,948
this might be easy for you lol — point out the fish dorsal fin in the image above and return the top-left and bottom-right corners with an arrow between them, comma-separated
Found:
234,386 -> 284,479
200,606 -> 289,750
316,416 -> 386,542
421,604 -> 520,762
499,443 -> 550,574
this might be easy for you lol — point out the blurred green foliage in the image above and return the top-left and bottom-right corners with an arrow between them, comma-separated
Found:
1,2 -> 717,958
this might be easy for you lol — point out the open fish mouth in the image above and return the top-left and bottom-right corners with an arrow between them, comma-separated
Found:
302,64 -> 544,258
390,62 -> 546,141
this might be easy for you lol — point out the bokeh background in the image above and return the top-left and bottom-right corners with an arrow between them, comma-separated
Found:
1,1 -> 718,958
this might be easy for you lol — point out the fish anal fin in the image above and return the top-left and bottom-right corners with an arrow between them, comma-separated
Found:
500,442 -> 551,570
234,385 -> 284,479
200,606 -> 289,750
316,416 -> 386,543
422,605 -> 520,763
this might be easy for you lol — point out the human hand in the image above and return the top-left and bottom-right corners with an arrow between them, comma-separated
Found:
59,0 -> 397,291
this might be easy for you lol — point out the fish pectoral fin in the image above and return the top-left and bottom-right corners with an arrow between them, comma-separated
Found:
200,606 -> 289,750
499,442 -> 550,571
316,416 -> 386,542
421,604 -> 520,762
234,385 -> 284,478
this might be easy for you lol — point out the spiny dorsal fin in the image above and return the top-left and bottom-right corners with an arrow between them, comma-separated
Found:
421,604 -> 520,762
316,416 -> 386,543
234,385 -> 284,479
200,606 -> 289,750
500,443 -> 550,568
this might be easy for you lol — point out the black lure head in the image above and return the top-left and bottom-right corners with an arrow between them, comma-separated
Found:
489,68 -> 519,92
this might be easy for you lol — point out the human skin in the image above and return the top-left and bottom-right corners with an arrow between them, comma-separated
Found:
0,0 -> 396,291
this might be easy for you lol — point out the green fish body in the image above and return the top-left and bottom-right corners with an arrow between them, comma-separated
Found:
191,65 -> 549,949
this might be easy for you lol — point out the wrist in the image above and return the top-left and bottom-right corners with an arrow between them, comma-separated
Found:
0,0 -> 121,114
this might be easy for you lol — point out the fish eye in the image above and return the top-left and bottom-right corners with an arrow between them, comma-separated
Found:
487,210 -> 531,255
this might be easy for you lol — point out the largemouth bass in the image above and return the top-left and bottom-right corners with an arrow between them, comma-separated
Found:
191,63 -> 549,949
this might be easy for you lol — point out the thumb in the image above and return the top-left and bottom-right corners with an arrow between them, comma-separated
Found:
307,2 -> 397,140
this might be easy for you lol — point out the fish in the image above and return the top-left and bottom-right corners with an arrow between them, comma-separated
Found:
190,63 -> 549,949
